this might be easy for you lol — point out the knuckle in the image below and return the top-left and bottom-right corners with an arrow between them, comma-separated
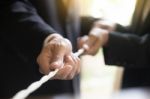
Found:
39,68 -> 48,75
67,74 -> 74,80
77,68 -> 81,74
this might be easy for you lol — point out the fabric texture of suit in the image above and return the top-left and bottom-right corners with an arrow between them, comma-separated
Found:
0,0 -> 80,98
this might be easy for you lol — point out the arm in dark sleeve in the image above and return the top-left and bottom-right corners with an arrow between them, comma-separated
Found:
115,24 -> 131,33
1,0 -> 56,58
80,16 -> 131,35
80,16 -> 100,36
103,32 -> 150,68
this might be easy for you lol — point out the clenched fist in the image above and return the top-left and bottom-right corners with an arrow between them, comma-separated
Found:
78,27 -> 109,55
37,33 -> 80,80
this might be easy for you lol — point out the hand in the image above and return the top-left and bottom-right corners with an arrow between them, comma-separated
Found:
37,33 -> 80,80
78,27 -> 109,55
94,20 -> 116,32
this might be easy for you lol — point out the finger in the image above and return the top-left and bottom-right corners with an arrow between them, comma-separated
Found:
52,65 -> 72,80
63,38 -> 72,55
87,37 -> 101,55
65,54 -> 80,79
69,55 -> 76,78
71,54 -> 80,74
49,51 -> 65,71
48,39 -> 67,70
77,36 -> 90,55
37,48 -> 51,75
75,56 -> 80,74
88,34 -> 98,45
65,55 -> 75,77
77,36 -> 89,50
82,34 -> 97,55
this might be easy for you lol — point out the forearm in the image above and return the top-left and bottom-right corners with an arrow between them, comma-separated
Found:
1,0 -> 57,57
103,32 -> 150,68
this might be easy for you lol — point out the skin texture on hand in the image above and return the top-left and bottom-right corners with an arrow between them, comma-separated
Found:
37,33 -> 80,80
78,27 -> 109,55
94,20 -> 116,33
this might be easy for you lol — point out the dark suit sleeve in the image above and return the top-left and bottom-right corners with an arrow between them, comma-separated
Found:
1,0 -> 56,58
80,16 -> 100,36
103,32 -> 150,68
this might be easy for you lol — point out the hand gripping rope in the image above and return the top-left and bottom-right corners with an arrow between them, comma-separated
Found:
12,48 -> 85,99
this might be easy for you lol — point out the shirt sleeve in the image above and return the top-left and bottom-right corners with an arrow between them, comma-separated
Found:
0,0 -> 56,58
103,32 -> 150,68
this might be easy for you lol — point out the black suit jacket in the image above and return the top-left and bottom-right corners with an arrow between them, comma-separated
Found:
103,11 -> 150,88
0,0 -> 80,98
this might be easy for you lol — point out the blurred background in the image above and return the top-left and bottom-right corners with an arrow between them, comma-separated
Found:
79,0 -> 136,26
80,49 -> 123,99
79,0 -> 136,99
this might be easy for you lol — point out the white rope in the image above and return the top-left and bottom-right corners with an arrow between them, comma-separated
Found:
12,48 -> 84,99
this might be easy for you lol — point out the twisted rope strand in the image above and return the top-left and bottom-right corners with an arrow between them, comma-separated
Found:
12,48 -> 84,99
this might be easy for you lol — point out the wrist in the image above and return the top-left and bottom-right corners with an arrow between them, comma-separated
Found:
101,30 -> 109,46
89,27 -> 109,46
94,20 -> 117,32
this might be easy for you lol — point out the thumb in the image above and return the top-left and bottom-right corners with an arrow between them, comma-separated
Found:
77,35 -> 89,49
